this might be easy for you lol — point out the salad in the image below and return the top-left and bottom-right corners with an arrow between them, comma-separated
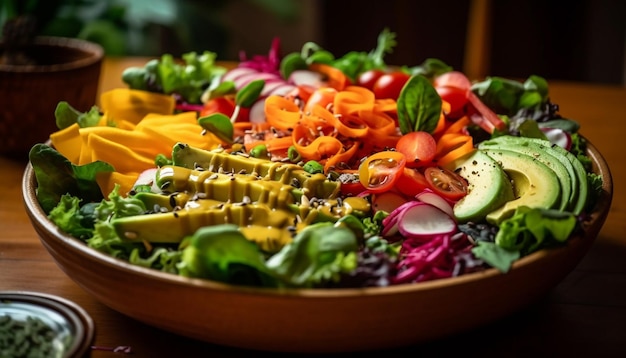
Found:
29,29 -> 604,289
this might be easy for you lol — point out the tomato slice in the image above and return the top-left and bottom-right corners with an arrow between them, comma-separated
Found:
395,131 -> 437,168
396,167 -> 430,197
424,166 -> 468,201
358,151 -> 406,193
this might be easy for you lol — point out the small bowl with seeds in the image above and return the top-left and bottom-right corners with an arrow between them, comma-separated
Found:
0,291 -> 94,358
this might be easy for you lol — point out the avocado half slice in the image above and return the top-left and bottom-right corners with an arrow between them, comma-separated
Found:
481,148 -> 561,224
444,150 -> 515,223
480,135 -> 588,215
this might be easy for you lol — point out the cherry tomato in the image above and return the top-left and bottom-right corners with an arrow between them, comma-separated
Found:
424,166 -> 468,201
433,71 -> 472,91
395,131 -> 437,168
356,69 -> 385,90
358,151 -> 406,193
372,72 -> 411,99
395,168 -> 430,197
436,86 -> 469,118
200,97 -> 250,123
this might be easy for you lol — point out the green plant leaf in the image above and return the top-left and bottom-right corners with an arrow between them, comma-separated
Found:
235,79 -> 265,108
396,74 -> 442,134
198,113 -> 234,143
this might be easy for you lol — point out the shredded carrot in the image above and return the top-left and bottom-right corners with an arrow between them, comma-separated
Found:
435,133 -> 474,167
264,95 -> 301,132
308,63 -> 349,91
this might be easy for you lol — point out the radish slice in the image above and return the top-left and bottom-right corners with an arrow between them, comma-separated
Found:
381,200 -> 419,237
133,168 -> 159,193
371,191 -> 408,213
397,202 -> 457,239
233,72 -> 282,89
248,100 -> 266,123
541,127 -> 572,150
288,70 -> 325,88
381,212 -> 400,237
221,67 -> 258,83
270,84 -> 297,97
261,81 -> 289,97
415,190 -> 454,218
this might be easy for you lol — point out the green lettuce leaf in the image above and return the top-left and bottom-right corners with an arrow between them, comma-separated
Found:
177,224 -> 278,287
266,222 -> 358,288
29,144 -> 114,214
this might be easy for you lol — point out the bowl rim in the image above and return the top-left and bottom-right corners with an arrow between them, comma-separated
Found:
0,36 -> 104,73
21,136 -> 614,298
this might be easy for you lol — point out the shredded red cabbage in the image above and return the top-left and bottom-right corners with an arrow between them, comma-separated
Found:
393,232 -> 484,284
238,37 -> 281,75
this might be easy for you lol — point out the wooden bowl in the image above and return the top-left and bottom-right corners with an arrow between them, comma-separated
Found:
21,139 -> 613,353
0,37 -> 103,158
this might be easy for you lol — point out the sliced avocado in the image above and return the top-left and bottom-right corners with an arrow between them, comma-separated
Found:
112,202 -> 295,253
482,148 -> 561,224
444,150 -> 515,223
171,143 -> 340,199
483,135 -> 587,214
478,137 -> 574,212
155,165 -> 296,209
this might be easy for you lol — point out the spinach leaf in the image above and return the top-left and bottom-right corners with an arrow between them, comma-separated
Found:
396,74 -> 442,134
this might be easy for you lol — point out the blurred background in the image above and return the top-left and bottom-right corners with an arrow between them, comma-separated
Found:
2,0 -> 625,84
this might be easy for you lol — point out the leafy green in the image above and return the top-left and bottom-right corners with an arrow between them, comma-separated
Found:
495,206 -> 577,256
48,194 -> 96,240
234,79 -> 265,108
586,172 -> 604,212
471,75 -> 549,117
29,144 -> 114,214
177,224 -> 278,287
122,51 -> 226,104
471,241 -> 520,273
55,101 -> 102,129
86,221 -> 141,259
396,74 -> 442,134
283,28 -> 397,81
266,222 -> 358,288
331,28 -> 397,80
407,58 -> 453,79
84,185 -> 150,258
129,247 -> 182,274
94,184 -> 147,221
198,113 -> 234,143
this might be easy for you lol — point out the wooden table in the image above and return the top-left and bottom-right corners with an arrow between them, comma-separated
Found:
2,57 -> 625,357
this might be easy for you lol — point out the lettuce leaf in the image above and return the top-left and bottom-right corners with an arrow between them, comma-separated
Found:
266,222 -> 358,288
29,144 -> 114,214
177,224 -> 277,287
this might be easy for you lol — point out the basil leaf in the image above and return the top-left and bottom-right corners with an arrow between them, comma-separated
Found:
235,79 -> 265,108
198,113 -> 234,143
396,74 -> 442,134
